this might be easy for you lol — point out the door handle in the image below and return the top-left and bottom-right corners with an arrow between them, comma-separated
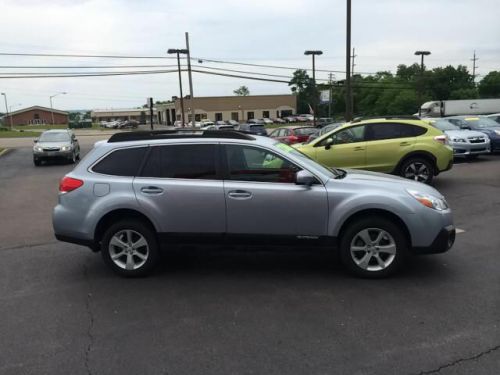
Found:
228,190 -> 252,199
140,186 -> 164,195
400,142 -> 411,146
353,146 -> 365,151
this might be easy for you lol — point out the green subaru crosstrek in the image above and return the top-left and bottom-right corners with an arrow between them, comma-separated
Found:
295,118 -> 453,184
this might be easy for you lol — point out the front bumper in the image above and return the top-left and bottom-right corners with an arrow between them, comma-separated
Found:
34,150 -> 73,159
450,141 -> 490,156
412,225 -> 455,254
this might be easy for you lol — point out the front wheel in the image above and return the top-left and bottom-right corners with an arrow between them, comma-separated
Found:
399,157 -> 434,184
340,217 -> 409,278
101,219 -> 160,277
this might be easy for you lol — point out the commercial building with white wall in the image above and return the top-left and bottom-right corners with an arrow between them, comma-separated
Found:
159,94 -> 296,125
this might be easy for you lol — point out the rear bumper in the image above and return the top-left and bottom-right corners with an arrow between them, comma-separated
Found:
55,233 -> 98,251
412,225 -> 455,254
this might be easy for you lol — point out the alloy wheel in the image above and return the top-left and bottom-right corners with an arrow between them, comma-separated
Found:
403,162 -> 430,182
350,228 -> 397,272
108,230 -> 149,271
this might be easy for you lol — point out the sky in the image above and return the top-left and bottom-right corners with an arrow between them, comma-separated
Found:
0,0 -> 499,111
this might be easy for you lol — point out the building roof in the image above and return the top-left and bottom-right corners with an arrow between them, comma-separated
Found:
7,105 -> 69,117
91,108 -> 156,116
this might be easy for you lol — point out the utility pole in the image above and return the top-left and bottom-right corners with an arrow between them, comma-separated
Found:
414,51 -> 431,116
49,92 -> 66,125
471,50 -> 479,85
185,32 -> 195,126
345,0 -> 352,121
328,73 -> 334,118
1,93 -> 10,130
168,48 -> 189,127
351,47 -> 356,116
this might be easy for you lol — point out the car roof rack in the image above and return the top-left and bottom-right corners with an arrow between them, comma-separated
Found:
108,129 -> 255,143
351,115 -> 421,123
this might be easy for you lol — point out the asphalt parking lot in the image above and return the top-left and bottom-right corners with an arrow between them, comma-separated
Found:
1,144 -> 499,375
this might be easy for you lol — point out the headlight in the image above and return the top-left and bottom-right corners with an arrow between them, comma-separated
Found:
61,146 -> 71,151
33,146 -> 43,152
407,190 -> 449,211
494,130 -> 500,136
451,137 -> 466,143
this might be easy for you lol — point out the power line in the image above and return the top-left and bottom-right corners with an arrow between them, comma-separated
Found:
0,64 -> 179,69
0,52 -> 175,59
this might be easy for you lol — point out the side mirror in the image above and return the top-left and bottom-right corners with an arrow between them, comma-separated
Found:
325,138 -> 334,150
295,170 -> 317,186
34,138 -> 38,143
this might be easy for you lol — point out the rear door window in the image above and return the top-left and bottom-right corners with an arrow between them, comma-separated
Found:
92,147 -> 147,176
141,144 -> 218,180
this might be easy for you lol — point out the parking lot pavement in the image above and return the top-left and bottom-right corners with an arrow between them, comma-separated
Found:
1,149 -> 499,375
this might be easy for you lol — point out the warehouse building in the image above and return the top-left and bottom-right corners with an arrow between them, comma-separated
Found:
159,94 -> 297,125
2,106 -> 68,126
91,108 -> 159,124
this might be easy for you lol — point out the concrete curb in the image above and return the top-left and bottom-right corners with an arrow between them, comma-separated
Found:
0,148 -> 11,158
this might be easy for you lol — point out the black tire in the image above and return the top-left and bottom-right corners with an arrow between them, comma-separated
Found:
101,219 -> 160,277
68,152 -> 76,164
339,216 -> 409,278
33,158 -> 41,166
465,155 -> 478,160
399,157 -> 434,184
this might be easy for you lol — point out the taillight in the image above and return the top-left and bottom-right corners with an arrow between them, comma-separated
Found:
59,176 -> 84,193
289,136 -> 299,143
433,135 -> 448,145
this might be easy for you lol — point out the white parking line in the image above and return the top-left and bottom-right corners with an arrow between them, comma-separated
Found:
456,228 -> 465,234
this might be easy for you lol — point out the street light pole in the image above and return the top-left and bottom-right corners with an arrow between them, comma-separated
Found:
168,48 -> 189,127
185,32 -> 195,126
1,93 -> 11,129
414,51 -> 431,116
50,92 -> 67,125
304,50 -> 323,128
345,0 -> 352,121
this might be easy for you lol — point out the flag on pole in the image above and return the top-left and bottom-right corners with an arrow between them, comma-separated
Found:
308,104 -> 314,115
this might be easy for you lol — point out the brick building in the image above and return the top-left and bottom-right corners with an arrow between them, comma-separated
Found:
2,106 -> 68,126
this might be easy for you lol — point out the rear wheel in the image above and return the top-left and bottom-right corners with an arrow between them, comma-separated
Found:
399,157 -> 434,184
101,219 -> 160,277
340,217 -> 409,278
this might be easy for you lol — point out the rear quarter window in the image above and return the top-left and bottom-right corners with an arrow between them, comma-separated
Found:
92,147 -> 147,176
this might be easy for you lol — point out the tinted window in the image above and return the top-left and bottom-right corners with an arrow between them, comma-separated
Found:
225,145 -> 300,183
249,125 -> 265,133
141,144 -> 217,180
93,147 -> 147,176
39,132 -> 70,142
367,123 -> 426,140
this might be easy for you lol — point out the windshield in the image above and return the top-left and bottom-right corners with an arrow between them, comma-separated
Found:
320,123 -> 341,135
433,120 -> 459,131
273,142 -> 337,178
39,132 -> 70,142
464,117 -> 499,128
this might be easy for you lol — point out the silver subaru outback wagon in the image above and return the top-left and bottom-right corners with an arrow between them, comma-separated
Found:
53,130 -> 455,278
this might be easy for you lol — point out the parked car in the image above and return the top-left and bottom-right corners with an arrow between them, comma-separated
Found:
228,120 -> 240,126
248,119 -> 265,125
296,117 -> 453,184
215,121 -> 227,126
262,118 -> 274,125
200,119 -> 215,126
307,123 -> 343,143
486,113 -> 500,125
53,129 -> 455,278
272,118 -> 286,124
269,126 -> 317,144
446,116 -> 500,152
284,116 -> 297,123
424,118 -> 490,158
316,118 -> 335,127
116,120 -> 139,129
104,121 -> 120,128
237,123 -> 268,136
33,129 -> 80,166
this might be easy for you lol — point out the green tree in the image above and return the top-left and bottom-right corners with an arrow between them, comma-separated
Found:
233,86 -> 250,96
478,71 -> 500,98
289,69 -> 319,114
425,65 -> 474,100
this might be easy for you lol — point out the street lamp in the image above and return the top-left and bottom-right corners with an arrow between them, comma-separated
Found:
414,51 -> 431,115
168,48 -> 188,127
304,50 -> 323,128
50,92 -> 67,125
1,92 -> 12,130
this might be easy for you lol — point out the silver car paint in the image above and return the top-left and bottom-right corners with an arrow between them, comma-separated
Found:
53,135 -> 453,250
